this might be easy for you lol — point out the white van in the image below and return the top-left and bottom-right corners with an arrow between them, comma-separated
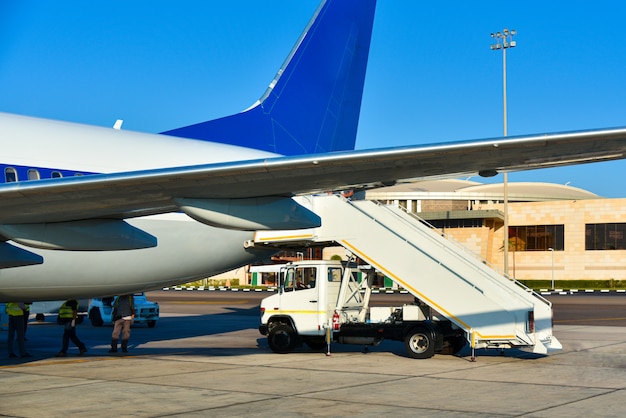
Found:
88,292 -> 159,327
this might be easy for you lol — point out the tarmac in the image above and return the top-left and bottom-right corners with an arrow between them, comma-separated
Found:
0,306 -> 625,417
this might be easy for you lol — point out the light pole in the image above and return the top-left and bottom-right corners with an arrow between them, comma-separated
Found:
549,247 -> 555,289
490,28 -> 516,277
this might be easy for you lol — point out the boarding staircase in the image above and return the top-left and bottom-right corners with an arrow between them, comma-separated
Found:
255,194 -> 562,354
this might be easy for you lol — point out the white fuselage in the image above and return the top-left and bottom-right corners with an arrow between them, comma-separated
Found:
0,113 -> 279,301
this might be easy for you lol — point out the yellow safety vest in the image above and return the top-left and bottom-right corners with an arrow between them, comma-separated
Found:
58,301 -> 76,320
5,303 -> 24,317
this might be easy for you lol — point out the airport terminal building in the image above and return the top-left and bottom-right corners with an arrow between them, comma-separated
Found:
366,179 -> 626,283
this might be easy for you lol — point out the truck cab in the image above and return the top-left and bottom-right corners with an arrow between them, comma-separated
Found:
260,260 -> 344,348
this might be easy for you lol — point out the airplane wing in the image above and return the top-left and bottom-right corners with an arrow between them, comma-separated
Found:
1,126 -> 625,225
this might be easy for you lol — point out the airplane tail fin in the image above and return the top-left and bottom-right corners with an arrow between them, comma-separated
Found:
161,0 -> 376,155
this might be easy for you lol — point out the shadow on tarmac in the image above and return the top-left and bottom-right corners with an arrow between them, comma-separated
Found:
2,305 -> 548,367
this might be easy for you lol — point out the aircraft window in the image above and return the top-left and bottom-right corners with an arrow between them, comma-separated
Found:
27,169 -> 40,180
74,173 -> 83,176
51,171 -> 62,178
4,167 -> 17,182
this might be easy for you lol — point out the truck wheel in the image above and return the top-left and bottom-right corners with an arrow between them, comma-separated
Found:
35,313 -> 45,322
147,320 -> 157,328
89,308 -> 104,327
268,324 -> 297,354
404,327 -> 435,359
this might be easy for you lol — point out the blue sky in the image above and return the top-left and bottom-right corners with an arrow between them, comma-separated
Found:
1,1 -> 625,197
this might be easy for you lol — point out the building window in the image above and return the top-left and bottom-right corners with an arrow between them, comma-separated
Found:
428,219 -> 484,229
585,223 -> 626,250
509,225 -> 564,251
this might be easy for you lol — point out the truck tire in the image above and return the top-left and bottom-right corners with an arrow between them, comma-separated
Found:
404,327 -> 435,359
89,308 -> 104,327
148,320 -> 157,328
268,324 -> 297,354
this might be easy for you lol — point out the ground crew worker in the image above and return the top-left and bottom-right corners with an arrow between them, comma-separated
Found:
109,294 -> 134,353
6,302 -> 32,358
56,300 -> 87,357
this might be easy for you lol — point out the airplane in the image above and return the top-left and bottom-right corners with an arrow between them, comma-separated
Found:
1,0 -> 626,302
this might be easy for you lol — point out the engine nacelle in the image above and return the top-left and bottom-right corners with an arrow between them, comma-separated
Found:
175,196 -> 321,231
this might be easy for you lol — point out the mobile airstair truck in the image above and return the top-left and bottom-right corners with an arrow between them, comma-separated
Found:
257,195 -> 562,359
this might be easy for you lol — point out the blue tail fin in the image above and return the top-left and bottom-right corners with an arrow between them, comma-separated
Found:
161,0 -> 376,156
